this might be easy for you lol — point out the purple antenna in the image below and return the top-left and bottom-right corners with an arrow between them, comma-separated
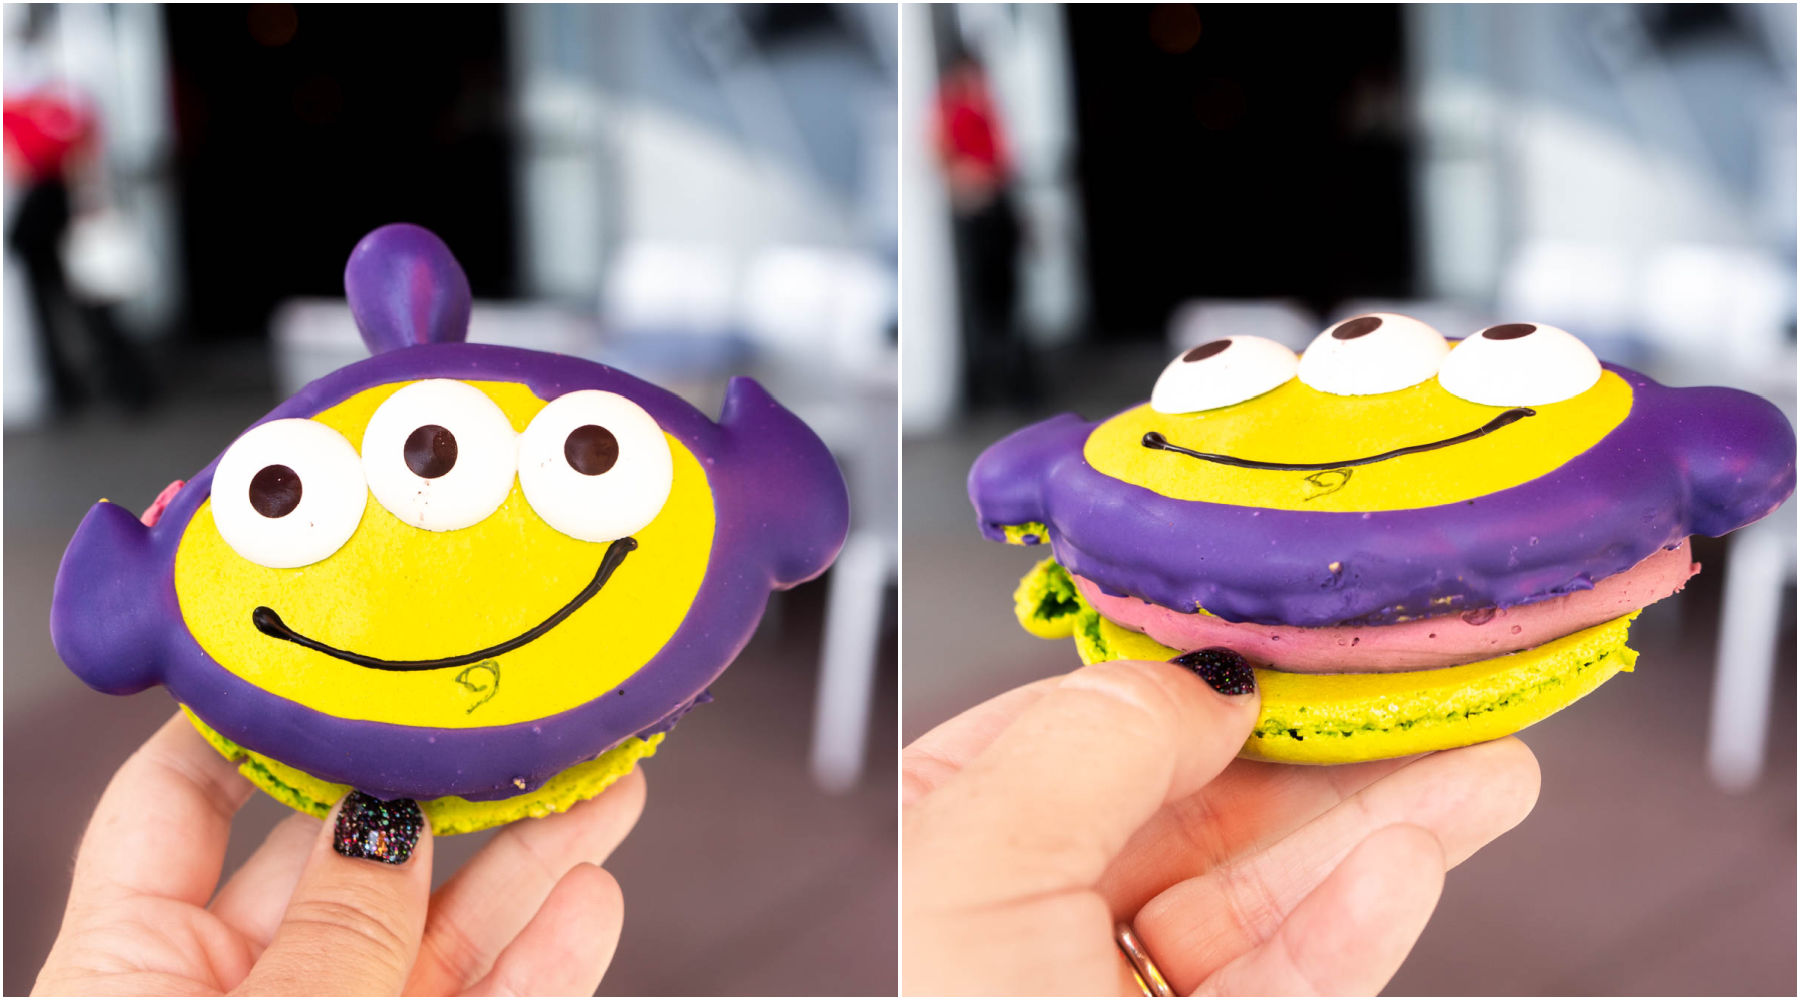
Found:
344,223 -> 472,355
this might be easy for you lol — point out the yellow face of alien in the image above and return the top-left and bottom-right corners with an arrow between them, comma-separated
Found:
1084,320 -> 1634,512
172,380 -> 715,728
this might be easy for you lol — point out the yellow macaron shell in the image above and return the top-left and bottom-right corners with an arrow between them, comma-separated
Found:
172,379 -> 715,729
1083,369 -> 1633,512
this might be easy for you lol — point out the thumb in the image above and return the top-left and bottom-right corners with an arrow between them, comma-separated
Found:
235,792 -> 432,996
906,652 -> 1260,911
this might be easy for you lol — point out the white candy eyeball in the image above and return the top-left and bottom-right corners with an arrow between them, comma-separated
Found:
1438,322 -> 1602,406
1150,336 -> 1298,414
211,419 -> 367,568
518,390 -> 673,543
361,380 -> 519,531
1297,313 -> 1450,395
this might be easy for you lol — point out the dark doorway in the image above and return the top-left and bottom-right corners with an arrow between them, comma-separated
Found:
1066,4 -> 1415,339
165,4 -> 516,342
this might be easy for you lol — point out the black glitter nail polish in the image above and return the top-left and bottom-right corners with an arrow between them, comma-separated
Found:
1171,647 -> 1256,696
334,791 -> 423,864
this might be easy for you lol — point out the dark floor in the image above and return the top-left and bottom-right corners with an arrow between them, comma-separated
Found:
5,359 -> 897,997
903,343 -> 1797,997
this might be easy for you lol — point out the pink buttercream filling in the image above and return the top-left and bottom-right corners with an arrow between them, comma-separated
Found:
140,480 -> 185,528
1075,539 -> 1698,672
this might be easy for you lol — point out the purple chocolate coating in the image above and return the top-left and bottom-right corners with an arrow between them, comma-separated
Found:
51,225 -> 850,802
970,365 -> 1794,627
345,223 -> 473,356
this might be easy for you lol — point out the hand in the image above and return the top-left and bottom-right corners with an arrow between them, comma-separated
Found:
902,659 -> 1540,996
35,712 -> 645,996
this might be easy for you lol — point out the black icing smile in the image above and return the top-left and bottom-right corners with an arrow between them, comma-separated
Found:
251,536 -> 637,671
1141,408 -> 1536,472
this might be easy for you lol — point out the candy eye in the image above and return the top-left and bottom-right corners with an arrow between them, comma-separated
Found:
1437,322 -> 1602,406
518,390 -> 673,543
211,419 -> 367,568
1150,336 -> 1299,414
361,380 -> 519,531
1297,313 -> 1450,395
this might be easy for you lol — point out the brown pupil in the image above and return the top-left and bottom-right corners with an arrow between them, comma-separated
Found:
1332,316 -> 1383,340
1182,340 -> 1231,363
404,425 -> 458,479
1483,323 -> 1537,341
565,425 -> 619,476
249,465 -> 302,518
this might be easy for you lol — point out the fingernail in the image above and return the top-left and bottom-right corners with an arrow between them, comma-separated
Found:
334,791 -> 424,865
1171,647 -> 1256,696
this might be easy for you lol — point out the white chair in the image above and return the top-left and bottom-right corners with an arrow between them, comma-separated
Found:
602,241 -> 738,339
738,245 -> 898,793
1330,298 -> 1499,342
596,241 -> 751,413
1166,299 -> 1317,354
1503,240 -> 1797,791
808,367 -> 897,794
269,299 -> 601,398
740,245 -> 892,379
1706,498 -> 1796,792
1633,244 -> 1796,792
1496,240 -> 1645,364
1638,244 -> 1792,383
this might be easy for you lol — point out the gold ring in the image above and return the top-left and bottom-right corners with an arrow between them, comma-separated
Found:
1115,922 -> 1174,997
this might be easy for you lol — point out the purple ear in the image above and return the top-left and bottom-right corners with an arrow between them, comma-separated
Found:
1677,386 -> 1797,537
968,413 -> 1091,542
717,377 -> 849,588
51,501 -> 168,695
344,223 -> 472,355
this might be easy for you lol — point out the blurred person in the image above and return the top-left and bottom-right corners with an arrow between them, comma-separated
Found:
4,85 -> 154,416
932,49 -> 1035,410
33,713 -> 642,996
903,657 -> 1539,995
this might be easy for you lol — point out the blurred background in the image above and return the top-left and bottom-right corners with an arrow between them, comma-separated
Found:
902,3 -> 1794,996
5,4 -> 895,995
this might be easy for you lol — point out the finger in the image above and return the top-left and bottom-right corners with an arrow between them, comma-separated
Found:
209,811 -> 322,949
1098,753 -> 1418,916
906,658 -> 1260,910
903,676 -> 1061,806
904,888 -> 1138,996
1195,824 -> 1445,997
236,792 -> 432,996
464,863 -> 624,997
1136,737 -> 1539,990
67,712 -> 255,913
407,767 -> 647,995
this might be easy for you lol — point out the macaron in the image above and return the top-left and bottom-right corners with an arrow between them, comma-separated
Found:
973,314 -> 1794,764
52,225 -> 850,832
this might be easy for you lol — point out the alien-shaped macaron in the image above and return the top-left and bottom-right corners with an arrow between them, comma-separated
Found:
52,224 -> 850,833
973,313 -> 1794,763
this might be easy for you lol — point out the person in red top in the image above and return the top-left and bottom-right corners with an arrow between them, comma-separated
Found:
934,53 -> 1011,209
4,90 -> 96,185
5,86 -> 152,415
932,50 -> 1034,410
